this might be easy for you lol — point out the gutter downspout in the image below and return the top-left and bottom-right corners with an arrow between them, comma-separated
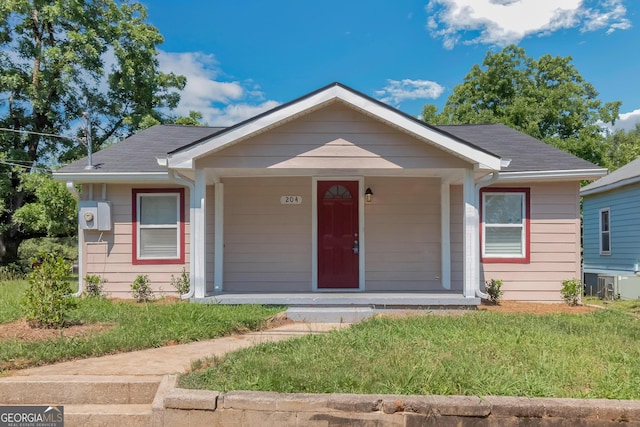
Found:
473,171 -> 500,299
169,171 -> 196,299
66,182 -> 84,298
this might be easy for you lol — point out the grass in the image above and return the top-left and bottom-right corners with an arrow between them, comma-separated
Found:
0,280 -> 282,372
179,310 -> 640,400
583,296 -> 640,315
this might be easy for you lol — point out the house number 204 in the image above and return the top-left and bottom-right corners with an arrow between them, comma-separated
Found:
280,196 -> 302,205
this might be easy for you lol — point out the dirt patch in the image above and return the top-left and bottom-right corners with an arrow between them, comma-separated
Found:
0,319 -> 114,343
479,300 -> 598,314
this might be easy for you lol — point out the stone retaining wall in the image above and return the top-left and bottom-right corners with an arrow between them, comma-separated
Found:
153,382 -> 640,426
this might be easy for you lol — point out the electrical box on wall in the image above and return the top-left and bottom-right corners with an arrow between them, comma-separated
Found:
78,201 -> 112,231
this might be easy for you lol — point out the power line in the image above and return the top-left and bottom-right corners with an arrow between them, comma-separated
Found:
0,127 -> 78,141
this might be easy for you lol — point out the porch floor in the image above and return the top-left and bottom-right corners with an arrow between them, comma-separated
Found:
194,293 -> 480,323
195,292 -> 479,307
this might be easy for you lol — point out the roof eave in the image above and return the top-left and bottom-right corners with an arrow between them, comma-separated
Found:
498,168 -> 608,182
581,175 -> 640,196
53,172 -> 170,184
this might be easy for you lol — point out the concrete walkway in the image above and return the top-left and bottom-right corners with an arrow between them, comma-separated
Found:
11,322 -> 347,377
0,321 -> 349,427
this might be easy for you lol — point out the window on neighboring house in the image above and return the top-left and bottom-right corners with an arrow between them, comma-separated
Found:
481,188 -> 530,263
132,189 -> 185,264
600,208 -> 611,255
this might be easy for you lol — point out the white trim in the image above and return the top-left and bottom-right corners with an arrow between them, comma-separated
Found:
462,169 -> 478,298
583,268 -> 633,276
312,176 -> 365,291
440,180 -> 451,290
167,84 -> 502,171
136,192 -> 181,261
498,169 -> 607,182
53,172 -> 169,183
193,169 -> 207,298
214,181 -> 224,293
581,175 -> 640,196
599,207 -> 611,256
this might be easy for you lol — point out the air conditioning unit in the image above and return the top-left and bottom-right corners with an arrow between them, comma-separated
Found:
78,201 -> 112,231
597,276 -> 615,300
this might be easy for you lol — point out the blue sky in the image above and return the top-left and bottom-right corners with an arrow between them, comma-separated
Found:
143,0 -> 639,131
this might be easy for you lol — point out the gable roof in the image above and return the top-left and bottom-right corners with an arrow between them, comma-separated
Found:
581,156 -> 640,196
53,82 -> 606,183
438,124 -> 604,176
165,82 -> 503,171
54,125 -> 224,179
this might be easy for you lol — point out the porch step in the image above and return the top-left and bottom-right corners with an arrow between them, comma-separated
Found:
286,307 -> 375,323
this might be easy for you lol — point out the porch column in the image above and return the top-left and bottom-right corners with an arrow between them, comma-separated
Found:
193,169 -> 207,298
462,169 -> 479,298
440,180 -> 451,290
213,181 -> 224,293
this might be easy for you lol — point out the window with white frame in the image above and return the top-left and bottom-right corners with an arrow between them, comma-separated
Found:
481,189 -> 529,261
133,189 -> 184,263
600,208 -> 611,255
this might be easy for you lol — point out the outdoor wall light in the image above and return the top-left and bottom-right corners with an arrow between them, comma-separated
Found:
365,187 -> 374,203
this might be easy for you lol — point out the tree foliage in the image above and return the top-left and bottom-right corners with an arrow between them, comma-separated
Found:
422,45 -> 621,167
0,0 -> 186,264
604,124 -> 640,171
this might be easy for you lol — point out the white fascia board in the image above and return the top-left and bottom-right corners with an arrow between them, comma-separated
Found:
580,175 -> 640,196
166,84 -> 502,171
53,172 -> 170,183
498,168 -> 608,182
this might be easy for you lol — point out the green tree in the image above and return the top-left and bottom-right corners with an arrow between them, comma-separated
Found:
604,124 -> 640,171
422,45 -> 620,166
0,0 -> 186,264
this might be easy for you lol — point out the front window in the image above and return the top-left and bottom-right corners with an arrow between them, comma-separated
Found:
600,208 -> 611,255
481,188 -> 530,263
133,189 -> 185,264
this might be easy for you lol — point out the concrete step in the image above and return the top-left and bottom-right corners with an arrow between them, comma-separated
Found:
0,375 -> 162,405
57,404 -> 151,427
286,307 -> 375,323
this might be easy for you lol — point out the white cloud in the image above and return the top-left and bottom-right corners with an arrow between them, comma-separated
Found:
157,51 -> 279,126
375,79 -> 445,107
426,0 -> 631,49
603,108 -> 640,132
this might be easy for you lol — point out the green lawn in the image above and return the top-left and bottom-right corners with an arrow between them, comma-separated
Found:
0,280 -> 282,372
180,309 -> 640,400
583,296 -> 640,315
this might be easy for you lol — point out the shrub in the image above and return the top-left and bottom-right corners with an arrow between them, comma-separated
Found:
561,278 -> 582,306
0,263 -> 26,281
131,274 -> 154,302
22,254 -> 77,328
170,268 -> 190,295
84,274 -> 107,298
485,278 -> 503,305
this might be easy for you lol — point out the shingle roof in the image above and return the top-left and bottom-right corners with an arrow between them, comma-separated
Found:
581,156 -> 640,195
436,123 -> 602,173
55,125 -> 224,174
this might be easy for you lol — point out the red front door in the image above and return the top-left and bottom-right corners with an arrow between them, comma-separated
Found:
317,181 -> 359,289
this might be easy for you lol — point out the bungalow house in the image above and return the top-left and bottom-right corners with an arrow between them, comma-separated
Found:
53,82 -> 606,305
581,156 -> 640,300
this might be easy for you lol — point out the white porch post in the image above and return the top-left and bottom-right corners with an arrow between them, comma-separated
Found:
213,181 -> 224,293
193,169 -> 207,298
462,169 -> 479,298
440,180 -> 451,290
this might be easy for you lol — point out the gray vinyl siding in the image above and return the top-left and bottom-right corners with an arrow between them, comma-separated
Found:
583,183 -> 640,273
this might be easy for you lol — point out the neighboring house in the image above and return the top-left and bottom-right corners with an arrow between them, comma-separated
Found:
53,83 -> 606,305
581,157 -> 640,300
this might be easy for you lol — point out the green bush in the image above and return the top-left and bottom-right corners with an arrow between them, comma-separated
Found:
21,254 -> 77,328
84,274 -> 107,298
170,268 -> 190,295
131,274 -> 154,302
485,278 -> 503,305
0,263 -> 27,281
561,278 -> 582,306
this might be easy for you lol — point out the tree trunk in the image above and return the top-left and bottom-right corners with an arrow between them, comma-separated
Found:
0,227 -> 24,265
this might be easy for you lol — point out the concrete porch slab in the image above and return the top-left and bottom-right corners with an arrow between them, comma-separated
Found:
194,292 -> 480,308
